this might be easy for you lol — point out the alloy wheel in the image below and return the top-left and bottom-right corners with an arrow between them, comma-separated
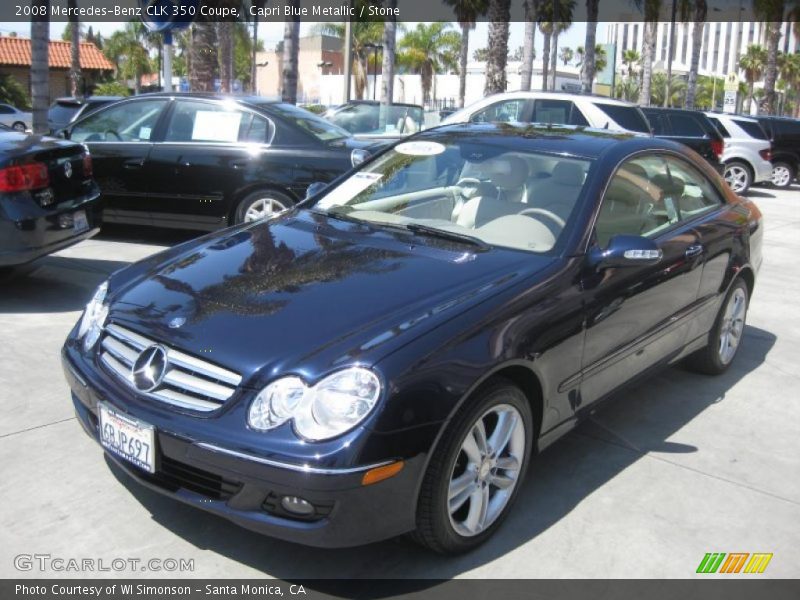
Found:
724,164 -> 750,193
771,165 -> 792,188
243,197 -> 288,222
718,287 -> 746,365
447,403 -> 525,537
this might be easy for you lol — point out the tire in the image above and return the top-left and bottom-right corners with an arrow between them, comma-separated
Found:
723,161 -> 752,195
770,162 -> 794,189
412,378 -> 534,554
232,189 -> 293,225
12,121 -> 26,132
685,278 -> 749,375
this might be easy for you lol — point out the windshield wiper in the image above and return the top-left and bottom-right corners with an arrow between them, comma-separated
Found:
405,224 -> 490,250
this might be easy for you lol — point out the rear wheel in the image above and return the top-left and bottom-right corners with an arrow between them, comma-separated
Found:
233,190 -> 293,225
685,278 -> 748,375
412,379 -> 533,554
724,161 -> 752,194
770,162 -> 794,188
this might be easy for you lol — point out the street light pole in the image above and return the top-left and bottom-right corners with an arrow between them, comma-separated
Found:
665,0 -> 677,107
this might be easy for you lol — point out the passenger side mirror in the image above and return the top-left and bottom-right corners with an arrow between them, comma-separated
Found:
588,234 -> 663,270
305,181 -> 328,200
55,129 -> 69,140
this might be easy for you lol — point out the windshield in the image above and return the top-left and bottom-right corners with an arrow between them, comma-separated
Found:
328,103 -> 424,135
263,103 -> 350,142
48,103 -> 81,125
313,136 -> 591,254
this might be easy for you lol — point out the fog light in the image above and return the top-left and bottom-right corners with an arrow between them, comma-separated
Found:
280,495 -> 315,516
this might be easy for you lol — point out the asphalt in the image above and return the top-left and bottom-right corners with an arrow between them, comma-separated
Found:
1,186 -> 799,580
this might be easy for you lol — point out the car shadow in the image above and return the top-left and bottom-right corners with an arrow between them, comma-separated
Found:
97,223 -> 199,246
0,256 -> 131,313
745,188 -> 779,199
105,325 -> 775,585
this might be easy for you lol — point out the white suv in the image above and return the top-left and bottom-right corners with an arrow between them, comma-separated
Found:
441,92 -> 652,135
704,112 -> 773,194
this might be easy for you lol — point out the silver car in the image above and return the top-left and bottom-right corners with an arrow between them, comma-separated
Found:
705,112 -> 772,194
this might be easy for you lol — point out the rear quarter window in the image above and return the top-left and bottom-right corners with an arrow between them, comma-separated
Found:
594,103 -> 650,133
732,119 -> 767,140
707,117 -> 730,138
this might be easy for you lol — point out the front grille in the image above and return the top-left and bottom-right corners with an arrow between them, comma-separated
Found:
140,455 -> 241,500
99,323 -> 242,413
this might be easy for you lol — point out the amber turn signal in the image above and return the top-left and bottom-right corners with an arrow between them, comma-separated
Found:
361,460 -> 404,486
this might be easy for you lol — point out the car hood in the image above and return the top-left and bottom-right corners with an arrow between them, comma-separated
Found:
107,210 -> 555,387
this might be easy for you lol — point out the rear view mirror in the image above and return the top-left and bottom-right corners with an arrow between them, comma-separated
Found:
588,234 -> 663,270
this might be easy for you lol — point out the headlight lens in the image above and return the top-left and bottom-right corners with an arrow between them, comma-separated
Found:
78,281 -> 108,351
248,367 -> 381,441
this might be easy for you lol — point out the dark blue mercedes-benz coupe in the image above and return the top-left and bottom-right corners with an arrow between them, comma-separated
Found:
62,123 -> 762,553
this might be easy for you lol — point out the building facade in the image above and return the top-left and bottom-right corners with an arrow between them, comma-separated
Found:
606,21 -> 799,78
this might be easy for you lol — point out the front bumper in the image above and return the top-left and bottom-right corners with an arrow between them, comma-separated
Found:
62,347 -> 423,548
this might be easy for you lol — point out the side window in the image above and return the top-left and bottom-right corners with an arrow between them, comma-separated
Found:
237,111 -> 271,143
669,114 -> 704,137
708,117 -> 730,138
664,156 -> 723,219
595,155 -> 681,247
471,99 -> 527,124
70,100 -> 167,143
165,101 -> 251,143
532,99 -> 569,125
0,105 -> 15,114
645,112 -> 669,135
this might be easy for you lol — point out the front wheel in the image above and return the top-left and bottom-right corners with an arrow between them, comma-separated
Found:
412,379 -> 533,554
685,278 -> 749,375
724,161 -> 752,194
233,190 -> 293,225
770,162 -> 794,189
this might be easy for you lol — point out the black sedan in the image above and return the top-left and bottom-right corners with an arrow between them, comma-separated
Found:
62,124 -> 762,553
57,93 -> 381,231
0,129 -> 101,267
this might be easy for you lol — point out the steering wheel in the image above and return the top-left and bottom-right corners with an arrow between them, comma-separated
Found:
104,129 -> 122,141
456,177 -> 483,193
518,207 -> 566,229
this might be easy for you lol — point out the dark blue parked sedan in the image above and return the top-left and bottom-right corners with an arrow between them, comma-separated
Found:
62,123 -> 762,553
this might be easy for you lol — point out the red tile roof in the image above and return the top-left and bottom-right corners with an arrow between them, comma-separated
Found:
0,37 -> 114,71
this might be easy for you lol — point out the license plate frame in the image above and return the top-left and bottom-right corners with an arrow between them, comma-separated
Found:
98,402 -> 156,474
73,209 -> 88,233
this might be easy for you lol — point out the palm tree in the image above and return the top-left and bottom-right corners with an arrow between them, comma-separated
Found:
68,0 -> 81,98
634,0 -> 661,106
739,44 -> 767,114
538,20 -> 553,91
485,0 -> 511,95
105,25 -> 153,95
189,22 -> 216,92
398,23 -> 461,105
778,52 -> 800,117
559,47 -> 574,66
281,1 -> 300,104
520,0 -> 538,91
621,49 -> 641,79
580,0 -> 599,93
31,0 -> 49,134
315,20 -> 384,100
650,72 -> 686,107
548,1 -> 574,90
615,77 -> 640,101
576,45 -> 607,74
754,0 -> 786,115
380,0 -> 398,115
444,0 -> 488,108
683,0 -> 707,110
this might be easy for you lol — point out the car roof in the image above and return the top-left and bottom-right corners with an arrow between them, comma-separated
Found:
54,96 -> 123,105
703,111 -> 759,123
415,122 -> 678,159
337,100 -> 424,109
475,90 -> 638,106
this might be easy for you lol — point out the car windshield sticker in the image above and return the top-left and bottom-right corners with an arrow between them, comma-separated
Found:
192,111 -> 241,143
317,172 -> 382,208
395,141 -> 446,156
138,127 -> 152,140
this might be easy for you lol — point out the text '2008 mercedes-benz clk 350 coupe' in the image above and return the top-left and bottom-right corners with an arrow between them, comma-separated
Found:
62,123 -> 762,554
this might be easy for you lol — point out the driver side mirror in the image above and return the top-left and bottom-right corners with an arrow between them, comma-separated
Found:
588,234 -> 663,270
305,181 -> 328,200
54,129 -> 69,140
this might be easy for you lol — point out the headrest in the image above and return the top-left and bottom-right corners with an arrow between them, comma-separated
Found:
651,174 -> 685,197
483,155 -> 529,190
621,162 -> 648,179
552,161 -> 585,186
462,180 -> 498,200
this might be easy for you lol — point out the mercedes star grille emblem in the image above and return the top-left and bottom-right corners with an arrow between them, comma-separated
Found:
132,345 -> 169,392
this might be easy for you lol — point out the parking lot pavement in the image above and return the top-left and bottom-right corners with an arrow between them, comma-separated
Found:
1,188 -> 799,580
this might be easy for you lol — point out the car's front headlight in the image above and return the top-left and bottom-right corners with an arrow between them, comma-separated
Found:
248,367 -> 381,441
77,280 -> 108,351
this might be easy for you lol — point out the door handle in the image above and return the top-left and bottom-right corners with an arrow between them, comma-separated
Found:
685,244 -> 704,259
123,159 -> 144,170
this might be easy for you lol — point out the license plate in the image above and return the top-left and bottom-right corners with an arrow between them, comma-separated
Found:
73,210 -> 88,233
98,402 -> 156,474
